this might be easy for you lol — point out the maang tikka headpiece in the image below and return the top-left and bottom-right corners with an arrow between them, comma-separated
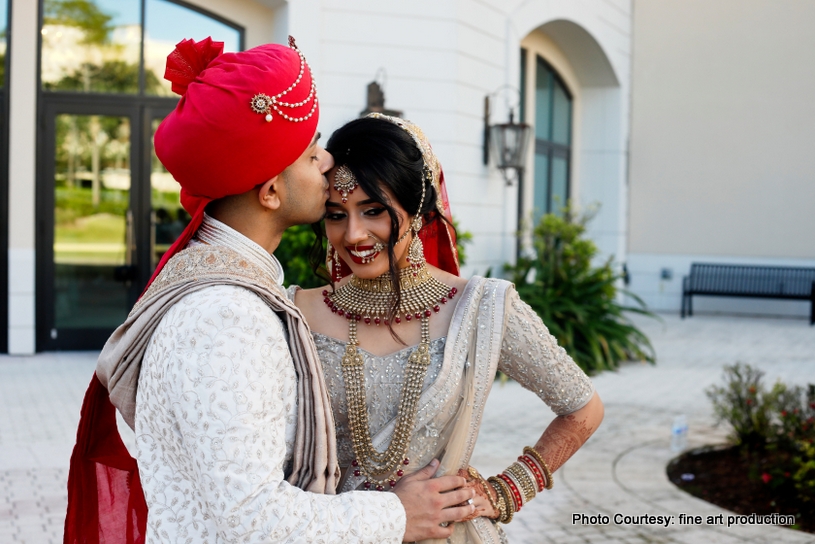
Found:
333,165 -> 358,204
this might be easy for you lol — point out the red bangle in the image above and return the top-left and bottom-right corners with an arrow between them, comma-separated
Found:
519,455 -> 545,492
497,473 -> 523,512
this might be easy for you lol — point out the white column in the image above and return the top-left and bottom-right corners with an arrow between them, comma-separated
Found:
7,0 -> 38,354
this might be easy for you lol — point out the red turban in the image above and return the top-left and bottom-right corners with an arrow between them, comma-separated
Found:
150,36 -> 320,285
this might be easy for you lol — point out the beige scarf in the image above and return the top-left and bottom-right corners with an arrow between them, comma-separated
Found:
95,244 -> 340,494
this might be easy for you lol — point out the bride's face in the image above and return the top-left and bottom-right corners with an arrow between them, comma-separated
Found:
324,170 -> 412,279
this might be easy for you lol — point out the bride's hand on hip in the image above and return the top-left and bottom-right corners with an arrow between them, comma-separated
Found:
455,468 -> 499,521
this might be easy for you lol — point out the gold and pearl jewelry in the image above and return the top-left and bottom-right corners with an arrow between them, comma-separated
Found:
333,165 -> 358,204
405,166 -> 429,274
327,241 -> 343,283
249,36 -> 318,123
351,238 -> 386,264
323,265 -> 457,326
323,264 -> 457,490
487,475 -> 514,524
505,462 -> 537,504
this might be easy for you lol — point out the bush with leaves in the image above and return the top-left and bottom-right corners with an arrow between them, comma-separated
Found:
503,208 -> 655,373
706,364 -> 783,448
276,224 -> 325,289
706,363 -> 815,500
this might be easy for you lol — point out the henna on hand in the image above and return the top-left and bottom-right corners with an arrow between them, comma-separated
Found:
536,413 -> 595,473
455,468 -> 499,521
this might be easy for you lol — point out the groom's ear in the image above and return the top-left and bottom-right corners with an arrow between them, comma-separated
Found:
257,176 -> 282,211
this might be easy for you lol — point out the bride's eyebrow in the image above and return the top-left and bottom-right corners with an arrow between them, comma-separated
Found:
357,199 -> 379,205
325,201 -> 342,207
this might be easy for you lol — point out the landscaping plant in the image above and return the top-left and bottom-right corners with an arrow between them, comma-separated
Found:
705,364 -> 815,512
504,207 -> 655,374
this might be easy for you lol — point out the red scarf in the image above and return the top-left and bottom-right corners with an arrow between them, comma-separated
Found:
64,375 -> 147,543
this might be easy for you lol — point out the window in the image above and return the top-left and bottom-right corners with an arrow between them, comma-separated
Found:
532,55 -> 572,222
38,0 -> 244,350
41,0 -> 242,95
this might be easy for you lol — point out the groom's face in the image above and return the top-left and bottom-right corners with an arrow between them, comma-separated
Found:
277,131 -> 334,226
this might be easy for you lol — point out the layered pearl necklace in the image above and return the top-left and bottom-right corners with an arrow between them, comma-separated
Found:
323,265 -> 458,490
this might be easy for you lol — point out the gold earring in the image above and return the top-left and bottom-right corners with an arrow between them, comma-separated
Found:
406,216 -> 425,275
327,242 -> 343,283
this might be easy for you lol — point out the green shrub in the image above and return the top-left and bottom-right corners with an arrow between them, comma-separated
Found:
706,363 -> 783,448
503,207 -> 655,373
706,364 -> 815,500
276,224 -> 326,289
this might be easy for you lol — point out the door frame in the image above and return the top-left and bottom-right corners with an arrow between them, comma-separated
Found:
36,92 -> 176,350
0,0 -> 11,353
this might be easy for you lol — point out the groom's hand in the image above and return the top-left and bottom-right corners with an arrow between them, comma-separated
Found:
393,459 -> 475,541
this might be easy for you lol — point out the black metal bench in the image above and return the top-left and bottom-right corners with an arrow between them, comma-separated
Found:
681,263 -> 815,324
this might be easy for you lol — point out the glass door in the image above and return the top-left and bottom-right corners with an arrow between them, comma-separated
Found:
54,113 -> 133,325
40,103 -> 141,349
39,102 -> 178,350
149,111 -> 188,268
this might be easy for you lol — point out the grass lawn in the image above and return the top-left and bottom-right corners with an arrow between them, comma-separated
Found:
55,213 -> 126,264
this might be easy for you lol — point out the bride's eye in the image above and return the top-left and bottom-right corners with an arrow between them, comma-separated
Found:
364,207 -> 386,217
325,212 -> 346,221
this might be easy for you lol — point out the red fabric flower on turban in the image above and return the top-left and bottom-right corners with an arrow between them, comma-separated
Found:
164,37 -> 224,96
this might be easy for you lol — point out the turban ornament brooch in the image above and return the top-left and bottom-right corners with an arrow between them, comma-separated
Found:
250,36 -> 318,123
333,165 -> 358,204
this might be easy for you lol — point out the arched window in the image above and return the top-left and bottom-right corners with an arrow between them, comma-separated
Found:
532,55 -> 572,222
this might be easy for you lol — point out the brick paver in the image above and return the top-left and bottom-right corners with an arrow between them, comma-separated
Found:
1,314 -> 814,543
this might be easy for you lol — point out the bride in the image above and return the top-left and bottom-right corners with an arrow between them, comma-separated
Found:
290,113 -> 604,542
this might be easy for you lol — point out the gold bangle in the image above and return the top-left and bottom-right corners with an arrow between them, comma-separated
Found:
506,462 -> 536,504
488,476 -> 514,524
524,446 -> 554,490
486,479 -> 507,523
494,480 -> 513,524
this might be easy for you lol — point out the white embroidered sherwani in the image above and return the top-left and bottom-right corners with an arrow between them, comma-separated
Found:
134,216 -> 406,543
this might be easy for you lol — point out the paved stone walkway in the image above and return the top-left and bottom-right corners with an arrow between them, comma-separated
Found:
1,314 -> 814,543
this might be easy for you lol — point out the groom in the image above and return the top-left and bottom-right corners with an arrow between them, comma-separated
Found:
64,38 -> 473,543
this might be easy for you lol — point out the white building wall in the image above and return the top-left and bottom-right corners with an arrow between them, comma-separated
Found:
628,0 -> 815,315
288,0 -> 632,278
7,0 -> 39,354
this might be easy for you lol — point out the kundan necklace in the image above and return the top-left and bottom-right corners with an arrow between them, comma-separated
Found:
323,264 -> 458,490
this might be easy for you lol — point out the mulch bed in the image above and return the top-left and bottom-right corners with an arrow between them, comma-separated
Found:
666,444 -> 814,533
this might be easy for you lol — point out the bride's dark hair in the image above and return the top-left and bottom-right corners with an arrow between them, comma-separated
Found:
309,116 -> 450,332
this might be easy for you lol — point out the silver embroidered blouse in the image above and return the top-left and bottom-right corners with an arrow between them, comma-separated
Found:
291,280 -> 595,493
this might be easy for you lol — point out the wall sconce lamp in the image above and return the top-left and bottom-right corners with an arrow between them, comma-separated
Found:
360,68 -> 403,118
483,86 -> 532,185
